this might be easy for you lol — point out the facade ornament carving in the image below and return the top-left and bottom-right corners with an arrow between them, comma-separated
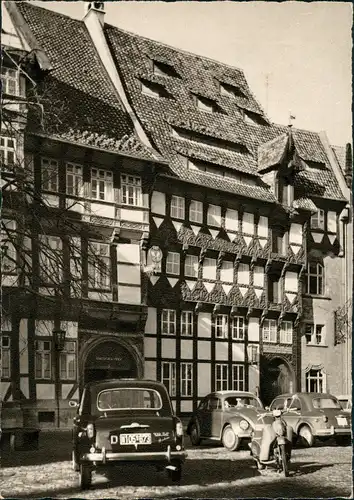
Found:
260,308 -> 268,326
217,251 -> 225,269
246,307 -> 254,320
199,247 -> 207,265
265,258 -> 273,274
195,301 -> 203,315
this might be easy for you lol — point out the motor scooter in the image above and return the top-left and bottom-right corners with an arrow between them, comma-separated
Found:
249,409 -> 292,477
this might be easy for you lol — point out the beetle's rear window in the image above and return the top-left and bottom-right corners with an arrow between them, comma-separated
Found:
312,397 -> 341,409
97,388 -> 163,411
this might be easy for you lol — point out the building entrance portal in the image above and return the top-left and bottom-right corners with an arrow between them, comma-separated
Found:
260,357 -> 295,406
84,340 -> 138,385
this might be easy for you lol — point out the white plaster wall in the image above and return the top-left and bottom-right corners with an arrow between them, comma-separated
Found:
118,264 -> 140,285
117,243 -> 140,264
180,400 -> 193,413
232,344 -> 245,362
215,342 -> 228,361
151,191 -> 166,215
197,363 -> 211,397
198,313 -> 211,337
248,318 -> 260,342
120,207 -> 144,222
145,307 -> 157,334
180,340 -> 193,359
144,337 -> 157,358
36,384 -> 55,400
117,285 -> 140,304
161,339 -> 176,358
197,341 -> 211,360
144,360 -> 157,380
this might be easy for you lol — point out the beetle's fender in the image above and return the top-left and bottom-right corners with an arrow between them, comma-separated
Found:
295,420 -> 316,435
220,416 -> 248,439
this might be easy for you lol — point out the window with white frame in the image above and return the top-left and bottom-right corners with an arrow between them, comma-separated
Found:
161,309 -> 176,335
280,321 -> 293,344
305,324 -> 325,345
162,361 -> 176,396
1,219 -> 17,275
253,266 -> 264,287
121,174 -> 142,206
232,364 -> 245,391
88,242 -> 111,289
1,67 -> 19,95
39,235 -> 63,284
66,163 -> 83,197
1,336 -> 11,378
306,263 -> 324,295
215,314 -> 228,338
203,257 -> 217,280
35,340 -> 51,379
170,195 -> 185,219
181,311 -> 193,336
41,158 -> 58,192
207,204 -> 221,226
189,200 -> 203,223
180,362 -> 193,396
262,319 -> 277,343
237,263 -> 250,285
220,261 -> 234,282
0,136 -> 16,168
91,168 -> 113,202
215,363 -> 228,391
311,209 -> 325,230
306,368 -> 325,393
231,316 -> 245,340
166,252 -> 180,275
185,254 -> 199,278
59,341 -> 76,380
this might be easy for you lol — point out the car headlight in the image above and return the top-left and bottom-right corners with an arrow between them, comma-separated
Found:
322,415 -> 328,423
240,419 -> 249,431
176,420 -> 184,437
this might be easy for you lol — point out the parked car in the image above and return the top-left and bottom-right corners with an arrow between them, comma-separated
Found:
186,391 -> 265,451
269,392 -> 351,447
71,379 -> 187,489
336,395 -> 352,413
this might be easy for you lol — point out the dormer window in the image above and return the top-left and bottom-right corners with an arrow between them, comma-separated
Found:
220,82 -> 247,99
240,108 -> 267,126
311,209 -> 325,230
193,95 -> 221,114
152,60 -> 179,78
281,183 -> 294,206
140,80 -> 171,99
1,67 -> 19,96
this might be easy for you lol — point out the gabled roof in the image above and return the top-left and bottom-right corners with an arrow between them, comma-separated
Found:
104,23 -> 346,202
13,2 -> 162,163
332,145 -> 346,174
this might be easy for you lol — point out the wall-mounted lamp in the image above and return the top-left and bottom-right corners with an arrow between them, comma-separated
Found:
53,329 -> 66,352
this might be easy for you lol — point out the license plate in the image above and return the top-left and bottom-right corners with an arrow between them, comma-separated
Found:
118,433 -> 152,445
336,417 -> 347,426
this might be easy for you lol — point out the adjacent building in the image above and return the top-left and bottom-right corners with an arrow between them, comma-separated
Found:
1,1 -> 352,428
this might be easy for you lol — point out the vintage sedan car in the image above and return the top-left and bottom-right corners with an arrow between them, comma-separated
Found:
269,392 -> 352,447
71,379 -> 187,489
186,391 -> 264,451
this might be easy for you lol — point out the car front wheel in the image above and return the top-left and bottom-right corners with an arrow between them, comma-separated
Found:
190,422 -> 202,446
298,425 -> 314,447
222,425 -> 240,451
79,464 -> 92,490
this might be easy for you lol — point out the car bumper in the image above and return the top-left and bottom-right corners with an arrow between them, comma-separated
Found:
81,445 -> 187,465
315,426 -> 351,437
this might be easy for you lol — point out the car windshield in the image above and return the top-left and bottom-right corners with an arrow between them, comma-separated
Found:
312,397 -> 341,409
97,388 -> 162,411
224,396 -> 263,409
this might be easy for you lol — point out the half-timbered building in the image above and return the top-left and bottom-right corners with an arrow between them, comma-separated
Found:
1,1 -> 351,427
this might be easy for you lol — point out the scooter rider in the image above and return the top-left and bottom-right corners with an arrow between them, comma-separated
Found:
258,409 -> 293,462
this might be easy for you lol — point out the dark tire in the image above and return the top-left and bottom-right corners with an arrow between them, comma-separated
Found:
72,449 -> 80,472
335,435 -> 351,446
298,425 -> 314,448
222,425 -> 240,451
190,422 -> 201,446
279,443 -> 289,477
79,464 -> 92,490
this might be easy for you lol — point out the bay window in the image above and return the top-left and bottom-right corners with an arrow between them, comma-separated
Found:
121,174 -> 142,206
91,168 -> 113,202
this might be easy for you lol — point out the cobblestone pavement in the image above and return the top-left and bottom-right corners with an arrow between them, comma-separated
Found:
0,431 -> 352,499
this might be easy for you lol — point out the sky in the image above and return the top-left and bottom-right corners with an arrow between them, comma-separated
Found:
31,1 -> 352,146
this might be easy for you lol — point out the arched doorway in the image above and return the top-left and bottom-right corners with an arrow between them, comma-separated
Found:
83,339 -> 140,385
260,356 -> 295,406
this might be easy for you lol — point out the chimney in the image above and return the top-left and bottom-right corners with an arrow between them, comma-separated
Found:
84,2 -> 105,27
344,143 -> 352,189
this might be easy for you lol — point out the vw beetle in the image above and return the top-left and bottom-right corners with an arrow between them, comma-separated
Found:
187,391 -> 265,451
71,379 -> 187,489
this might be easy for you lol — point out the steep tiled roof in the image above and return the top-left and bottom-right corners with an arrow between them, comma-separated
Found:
258,133 -> 288,172
15,2 -> 161,163
332,145 -> 346,174
104,24 -> 345,202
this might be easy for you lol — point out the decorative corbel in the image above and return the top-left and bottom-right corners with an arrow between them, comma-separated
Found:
250,256 -> 257,272
195,302 -> 203,315
265,258 -> 273,274
278,310 -> 286,326
199,248 -> 207,265
182,243 -> 189,255
212,303 -> 222,316
281,261 -> 290,278
230,305 -> 240,317
260,309 -> 268,327
294,312 -> 302,329
246,307 -> 254,321
298,264 -> 306,281
235,252 -> 243,270
217,251 -> 225,269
